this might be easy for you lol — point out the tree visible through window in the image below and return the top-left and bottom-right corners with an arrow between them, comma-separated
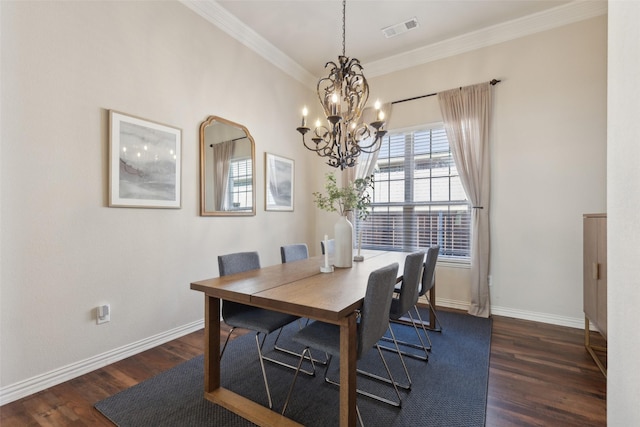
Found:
356,125 -> 471,260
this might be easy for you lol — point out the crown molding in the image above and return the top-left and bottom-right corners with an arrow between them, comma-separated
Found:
179,0 -> 317,88
181,0 -> 607,87
364,0 -> 608,77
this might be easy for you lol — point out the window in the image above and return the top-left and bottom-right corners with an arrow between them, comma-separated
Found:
357,125 -> 471,261
227,158 -> 252,210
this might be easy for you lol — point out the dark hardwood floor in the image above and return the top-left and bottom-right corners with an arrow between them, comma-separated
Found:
487,315 -> 606,427
1,310 -> 606,426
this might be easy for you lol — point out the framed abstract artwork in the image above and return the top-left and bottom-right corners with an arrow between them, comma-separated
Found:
265,153 -> 294,211
109,111 -> 182,208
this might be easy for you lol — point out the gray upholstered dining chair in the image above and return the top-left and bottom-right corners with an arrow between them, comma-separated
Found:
218,251 -> 301,409
413,245 -> 442,336
392,245 -> 441,358
280,243 -> 309,263
367,251 -> 425,385
281,262 -> 402,424
320,238 -> 335,255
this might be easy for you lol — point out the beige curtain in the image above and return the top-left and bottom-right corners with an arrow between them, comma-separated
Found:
438,82 -> 492,318
212,140 -> 234,211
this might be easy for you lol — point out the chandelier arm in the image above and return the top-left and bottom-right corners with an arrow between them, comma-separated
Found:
301,127 -> 332,153
301,139 -> 326,154
357,138 -> 383,154
354,132 -> 379,148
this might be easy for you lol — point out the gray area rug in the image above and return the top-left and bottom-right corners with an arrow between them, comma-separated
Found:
95,309 -> 492,426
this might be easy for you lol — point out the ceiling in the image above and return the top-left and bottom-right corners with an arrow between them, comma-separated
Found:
182,0 -> 607,85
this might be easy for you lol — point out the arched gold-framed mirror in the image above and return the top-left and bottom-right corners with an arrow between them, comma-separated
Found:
200,116 -> 256,216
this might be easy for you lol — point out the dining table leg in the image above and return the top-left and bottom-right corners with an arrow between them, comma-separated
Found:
204,296 -> 221,392
339,311 -> 358,427
429,283 -> 437,330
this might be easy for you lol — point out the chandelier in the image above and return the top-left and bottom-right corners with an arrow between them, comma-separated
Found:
296,0 -> 386,170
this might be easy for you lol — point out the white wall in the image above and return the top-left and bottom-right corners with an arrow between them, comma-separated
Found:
367,16 -> 607,325
608,1 -> 640,424
0,0 -> 316,400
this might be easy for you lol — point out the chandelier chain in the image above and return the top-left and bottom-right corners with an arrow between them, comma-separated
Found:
342,0 -> 346,57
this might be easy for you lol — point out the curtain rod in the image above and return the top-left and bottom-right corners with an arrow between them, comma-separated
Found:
390,79 -> 501,105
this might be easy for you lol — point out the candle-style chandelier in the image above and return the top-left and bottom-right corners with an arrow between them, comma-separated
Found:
296,0 -> 386,170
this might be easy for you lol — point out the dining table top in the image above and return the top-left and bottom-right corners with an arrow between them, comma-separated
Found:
190,250 -> 412,323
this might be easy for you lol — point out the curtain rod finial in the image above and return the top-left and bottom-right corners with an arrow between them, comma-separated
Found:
490,79 -> 501,85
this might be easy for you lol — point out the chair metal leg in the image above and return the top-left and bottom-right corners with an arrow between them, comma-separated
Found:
254,333 -> 274,409
356,404 -> 364,427
220,326 -> 236,358
273,324 -> 328,366
223,326 -> 315,410
352,345 -> 402,407
422,297 -> 443,332
281,347 -> 314,416
283,351 -> 364,426
387,325 -> 411,387
408,309 -> 431,349
411,306 -> 433,348
381,310 -> 430,362
325,347 -> 403,408
259,330 -> 316,376
359,326 -> 412,389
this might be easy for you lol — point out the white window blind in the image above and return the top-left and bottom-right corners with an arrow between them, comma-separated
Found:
356,126 -> 471,260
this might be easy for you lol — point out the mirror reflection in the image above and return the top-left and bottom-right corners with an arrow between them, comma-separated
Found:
200,116 -> 255,216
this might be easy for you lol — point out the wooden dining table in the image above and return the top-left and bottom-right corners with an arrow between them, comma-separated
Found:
190,250 -> 420,427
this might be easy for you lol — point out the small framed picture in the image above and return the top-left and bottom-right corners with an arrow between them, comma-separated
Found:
109,111 -> 182,208
265,153 -> 294,211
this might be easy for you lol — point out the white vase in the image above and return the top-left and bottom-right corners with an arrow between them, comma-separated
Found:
334,215 -> 353,268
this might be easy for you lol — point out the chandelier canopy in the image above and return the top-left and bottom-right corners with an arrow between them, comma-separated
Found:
296,0 -> 386,170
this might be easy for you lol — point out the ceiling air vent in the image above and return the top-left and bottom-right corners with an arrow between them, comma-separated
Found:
381,17 -> 419,39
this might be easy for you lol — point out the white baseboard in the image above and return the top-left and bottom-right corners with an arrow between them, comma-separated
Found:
0,320 -> 204,406
433,297 -> 470,312
436,298 -> 586,329
490,305 -> 586,329
1,301 -> 588,406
